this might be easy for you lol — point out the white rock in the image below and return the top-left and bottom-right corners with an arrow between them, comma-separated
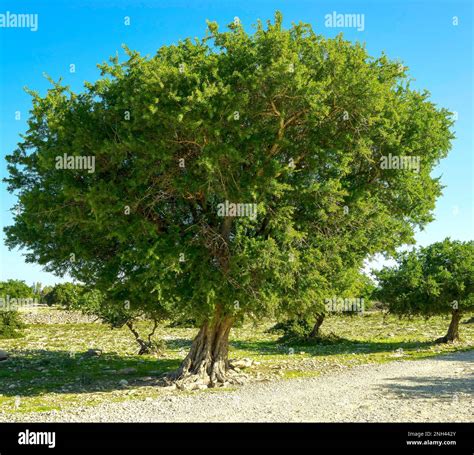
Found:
118,368 -> 137,375
231,358 -> 253,368
83,349 -> 102,358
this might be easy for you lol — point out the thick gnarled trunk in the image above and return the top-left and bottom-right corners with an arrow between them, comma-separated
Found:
174,310 -> 237,388
436,309 -> 462,343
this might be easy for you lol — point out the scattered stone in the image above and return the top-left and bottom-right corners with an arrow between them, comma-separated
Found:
21,309 -> 98,325
118,368 -> 137,375
1,350 -> 473,423
162,384 -> 177,391
83,349 -> 102,358
119,379 -> 128,387
230,358 -> 253,369
0,351 -> 9,361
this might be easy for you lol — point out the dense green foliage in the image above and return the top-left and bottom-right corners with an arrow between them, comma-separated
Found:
375,239 -> 474,317
0,280 -> 34,299
44,282 -> 83,308
4,13 -> 454,369
273,269 -> 375,341
0,310 -> 25,339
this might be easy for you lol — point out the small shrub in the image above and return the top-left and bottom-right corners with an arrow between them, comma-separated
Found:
268,318 -> 314,342
269,317 -> 343,344
0,311 -> 25,339
144,339 -> 166,355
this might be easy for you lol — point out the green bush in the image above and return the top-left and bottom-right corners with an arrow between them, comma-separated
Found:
0,311 -> 25,339
44,283 -> 83,308
269,318 -> 314,342
0,279 -> 34,299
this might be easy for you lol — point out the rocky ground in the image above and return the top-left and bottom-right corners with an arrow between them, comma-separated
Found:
2,350 -> 472,422
19,309 -> 98,325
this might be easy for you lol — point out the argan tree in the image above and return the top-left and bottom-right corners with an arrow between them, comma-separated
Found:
5,13 -> 453,387
375,239 -> 474,343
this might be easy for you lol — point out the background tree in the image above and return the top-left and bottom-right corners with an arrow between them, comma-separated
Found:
310,267 -> 375,337
274,266 -> 375,341
75,288 -> 167,355
39,285 -> 54,304
44,282 -> 83,308
0,280 -> 34,299
4,13 -> 453,387
0,280 -> 30,338
375,239 -> 474,342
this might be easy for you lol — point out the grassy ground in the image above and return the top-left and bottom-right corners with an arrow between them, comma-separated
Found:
0,309 -> 473,415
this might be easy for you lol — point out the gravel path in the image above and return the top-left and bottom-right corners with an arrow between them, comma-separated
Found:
3,350 -> 473,422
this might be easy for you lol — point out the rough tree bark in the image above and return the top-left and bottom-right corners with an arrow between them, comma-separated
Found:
436,309 -> 462,343
173,307 -> 239,389
172,217 -> 239,389
309,313 -> 325,338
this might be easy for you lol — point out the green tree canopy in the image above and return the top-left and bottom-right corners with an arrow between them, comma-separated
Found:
4,13 -> 454,386
274,265 -> 375,341
0,280 -> 31,337
0,280 -> 34,299
44,282 -> 83,308
375,239 -> 474,342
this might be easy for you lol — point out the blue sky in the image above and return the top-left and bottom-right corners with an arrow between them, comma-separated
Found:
0,0 -> 472,285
